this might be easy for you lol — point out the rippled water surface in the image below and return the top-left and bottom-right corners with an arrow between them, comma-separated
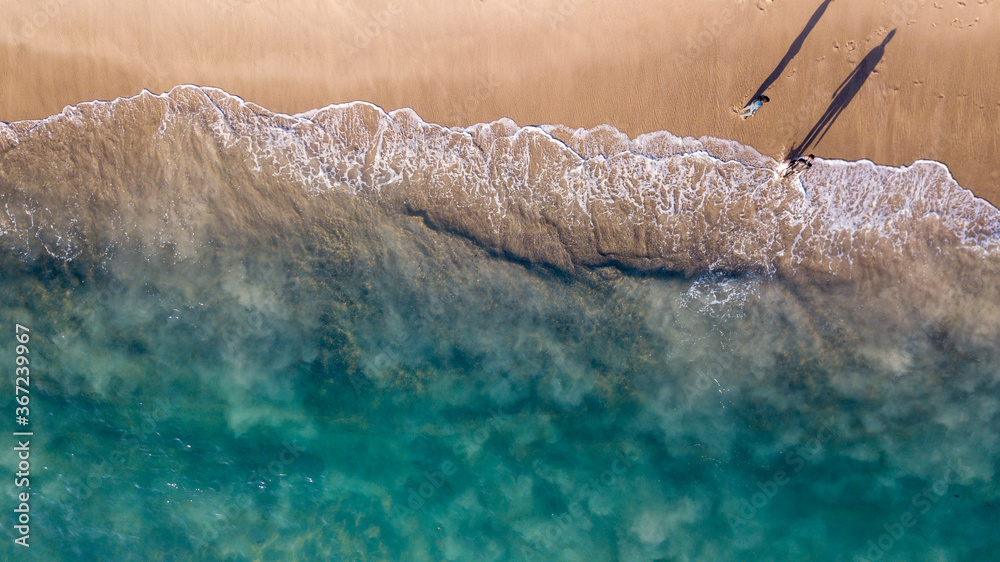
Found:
1,88 -> 998,561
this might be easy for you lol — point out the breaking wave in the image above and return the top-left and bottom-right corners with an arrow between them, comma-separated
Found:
1,85 -> 998,279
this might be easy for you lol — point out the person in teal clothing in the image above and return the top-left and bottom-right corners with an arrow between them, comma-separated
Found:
739,95 -> 769,119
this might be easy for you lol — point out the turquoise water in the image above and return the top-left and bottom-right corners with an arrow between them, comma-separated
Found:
1,88 -> 999,560
3,209 -> 997,560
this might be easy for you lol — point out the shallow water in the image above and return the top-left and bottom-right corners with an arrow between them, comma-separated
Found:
1,87 -> 998,561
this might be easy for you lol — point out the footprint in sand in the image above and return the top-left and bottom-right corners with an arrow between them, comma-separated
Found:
950,17 -> 980,28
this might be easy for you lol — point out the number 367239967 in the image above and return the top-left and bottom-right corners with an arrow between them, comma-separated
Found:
15,324 -> 30,415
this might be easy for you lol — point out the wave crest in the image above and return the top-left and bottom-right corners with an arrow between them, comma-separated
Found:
2,85 -> 998,279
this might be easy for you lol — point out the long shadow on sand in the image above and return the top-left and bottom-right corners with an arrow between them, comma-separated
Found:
789,29 -> 896,159
746,0 -> 836,105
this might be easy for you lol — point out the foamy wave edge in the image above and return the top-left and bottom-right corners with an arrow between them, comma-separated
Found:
2,85 -> 998,278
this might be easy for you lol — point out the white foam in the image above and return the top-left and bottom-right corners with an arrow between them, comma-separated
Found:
4,86 -> 999,276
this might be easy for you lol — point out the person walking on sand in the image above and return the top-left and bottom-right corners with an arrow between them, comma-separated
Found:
781,154 -> 815,179
739,95 -> 769,120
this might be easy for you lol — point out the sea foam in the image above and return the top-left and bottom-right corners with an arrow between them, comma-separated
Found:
1,84 -> 998,281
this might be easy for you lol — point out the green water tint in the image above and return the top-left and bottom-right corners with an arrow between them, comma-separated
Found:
1,204 -> 998,561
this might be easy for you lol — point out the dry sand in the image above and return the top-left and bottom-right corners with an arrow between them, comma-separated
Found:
2,0 -> 998,205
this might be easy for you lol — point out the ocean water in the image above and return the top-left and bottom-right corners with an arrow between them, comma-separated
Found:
1,86 -> 999,561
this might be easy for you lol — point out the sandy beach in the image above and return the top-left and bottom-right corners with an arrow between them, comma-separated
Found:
2,0 -> 998,204
4,3 -> 1000,560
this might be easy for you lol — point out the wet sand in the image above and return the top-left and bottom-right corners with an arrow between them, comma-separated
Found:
1,0 -> 998,205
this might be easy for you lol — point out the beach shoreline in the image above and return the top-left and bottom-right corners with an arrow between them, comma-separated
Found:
2,0 -> 997,205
